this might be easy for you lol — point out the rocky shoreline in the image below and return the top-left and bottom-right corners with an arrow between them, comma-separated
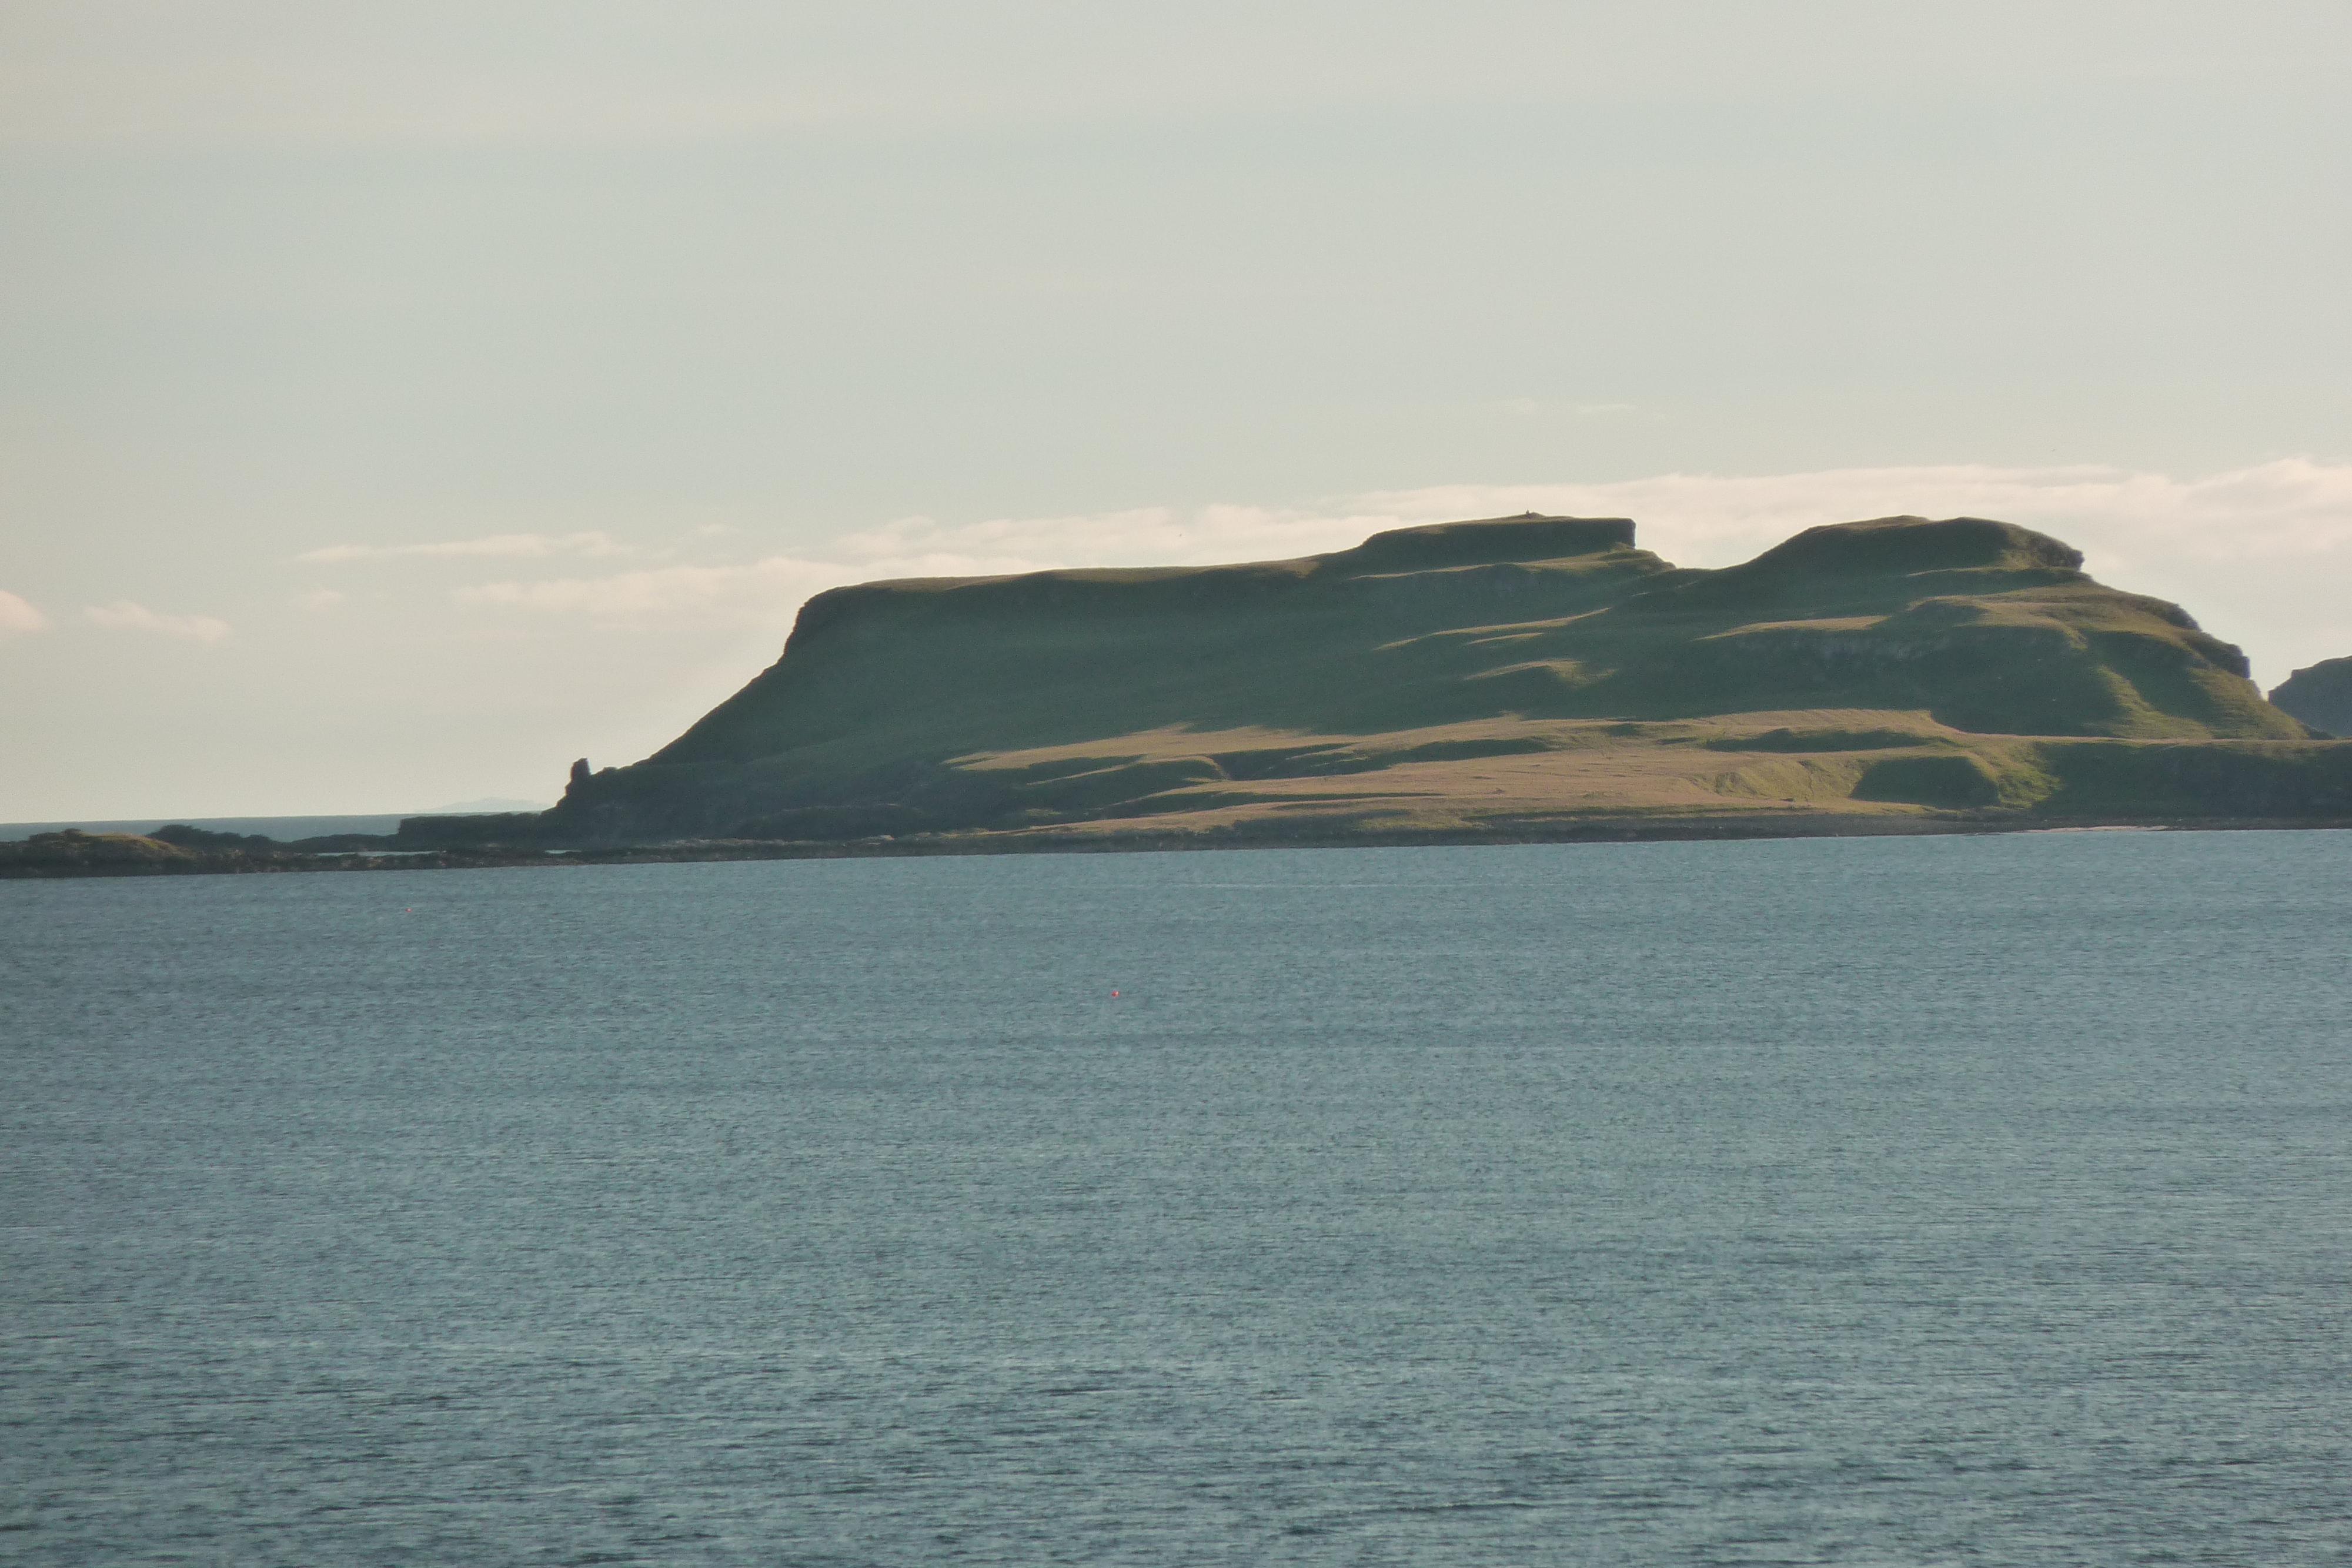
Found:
9,810 -> 2350,880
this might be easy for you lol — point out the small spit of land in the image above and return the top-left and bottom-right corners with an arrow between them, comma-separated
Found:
12,512 -> 2350,878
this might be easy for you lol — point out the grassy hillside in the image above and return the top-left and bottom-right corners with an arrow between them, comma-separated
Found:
2270,657 -> 2352,737
534,513 -> 2341,845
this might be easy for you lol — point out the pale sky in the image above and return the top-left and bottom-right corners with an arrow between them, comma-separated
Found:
4,1 -> 2348,819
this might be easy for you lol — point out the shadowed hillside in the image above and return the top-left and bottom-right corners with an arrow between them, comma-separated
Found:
2270,657 -> 2352,738
524,513 -> 2341,847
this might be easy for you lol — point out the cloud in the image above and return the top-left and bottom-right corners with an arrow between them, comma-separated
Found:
298,531 -> 636,564
453,555 -> 853,626
84,600 -> 232,643
0,589 -> 48,636
294,588 -> 348,613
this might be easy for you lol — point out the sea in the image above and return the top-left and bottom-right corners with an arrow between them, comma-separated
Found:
4,830 -> 2348,1566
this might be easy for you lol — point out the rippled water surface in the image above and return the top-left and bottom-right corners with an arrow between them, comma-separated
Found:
5,832 -> 2351,1566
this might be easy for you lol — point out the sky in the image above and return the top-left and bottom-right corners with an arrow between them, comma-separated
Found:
3,1 -> 2348,820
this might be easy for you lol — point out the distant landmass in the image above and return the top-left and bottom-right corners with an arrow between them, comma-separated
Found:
0,814 -> 407,845
10,513 -> 2348,878
533,512 -> 2347,847
0,806 -> 545,845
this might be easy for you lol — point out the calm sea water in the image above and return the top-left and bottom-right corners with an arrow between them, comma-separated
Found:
5,832 -> 2350,1566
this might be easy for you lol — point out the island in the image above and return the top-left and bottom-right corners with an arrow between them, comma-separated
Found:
11,512 -> 2349,877
530,512 -> 2348,846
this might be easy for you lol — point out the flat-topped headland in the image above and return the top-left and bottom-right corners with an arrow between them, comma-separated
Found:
12,513 -> 2350,877
537,511 -> 2348,847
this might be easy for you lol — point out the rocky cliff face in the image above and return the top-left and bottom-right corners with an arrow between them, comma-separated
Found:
2270,657 -> 2352,738
537,512 -> 2324,845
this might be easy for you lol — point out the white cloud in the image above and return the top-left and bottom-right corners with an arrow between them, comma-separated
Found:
453,555 -> 853,626
0,589 -> 48,636
298,531 -> 637,564
84,600 -> 232,643
294,588 -> 348,613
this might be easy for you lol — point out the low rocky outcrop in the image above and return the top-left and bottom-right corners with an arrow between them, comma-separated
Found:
0,824 -> 420,877
0,829 -> 202,872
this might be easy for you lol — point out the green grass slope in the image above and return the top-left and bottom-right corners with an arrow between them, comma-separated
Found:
537,513 -> 2333,845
